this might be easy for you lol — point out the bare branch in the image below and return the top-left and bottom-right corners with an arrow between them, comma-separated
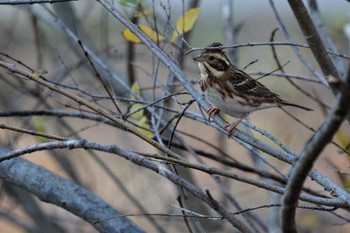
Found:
0,145 -> 146,233
0,0 -> 77,4
0,139 -> 254,232
287,0 -> 341,84
307,0 -> 346,77
0,60 -> 185,161
281,69 -> 350,232
95,0 -> 350,210
185,42 -> 349,60
0,139 -> 346,208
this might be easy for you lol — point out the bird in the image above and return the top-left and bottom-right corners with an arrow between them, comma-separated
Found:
192,42 -> 312,135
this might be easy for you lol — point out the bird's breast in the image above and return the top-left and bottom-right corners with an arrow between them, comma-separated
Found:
203,85 -> 277,117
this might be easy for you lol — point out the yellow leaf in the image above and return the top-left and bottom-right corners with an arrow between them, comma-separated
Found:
32,69 -> 48,78
33,72 -> 42,77
137,116 -> 153,138
340,174 -> 350,191
335,129 -> 350,156
170,7 -> 200,42
130,82 -> 143,119
130,103 -> 144,120
122,25 -> 164,44
122,28 -> 141,43
134,9 -> 153,18
336,129 -> 349,147
131,82 -> 141,98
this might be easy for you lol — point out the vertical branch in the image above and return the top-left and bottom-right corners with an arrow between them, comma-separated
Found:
287,0 -> 341,83
29,10 -> 43,68
100,6 -> 110,56
221,0 -> 237,63
307,0 -> 345,77
126,4 -> 141,85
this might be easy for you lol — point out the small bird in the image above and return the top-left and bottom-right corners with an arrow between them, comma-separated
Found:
193,42 -> 312,135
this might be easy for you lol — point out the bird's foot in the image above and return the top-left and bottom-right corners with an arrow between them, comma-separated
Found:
207,107 -> 220,122
224,113 -> 249,137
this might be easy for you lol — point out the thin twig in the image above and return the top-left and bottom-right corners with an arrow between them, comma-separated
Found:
0,0 -> 77,4
77,40 -> 123,117
0,123 -> 69,141
185,42 -> 349,60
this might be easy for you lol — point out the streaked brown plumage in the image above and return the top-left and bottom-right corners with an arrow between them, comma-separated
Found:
193,42 -> 312,134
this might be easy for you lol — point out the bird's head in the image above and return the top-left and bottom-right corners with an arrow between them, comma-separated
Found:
193,42 -> 231,78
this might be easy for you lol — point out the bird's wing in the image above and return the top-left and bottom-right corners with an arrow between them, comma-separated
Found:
225,68 -> 280,98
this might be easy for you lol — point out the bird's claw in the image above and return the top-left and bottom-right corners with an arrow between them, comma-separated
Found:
207,107 -> 220,122
224,113 -> 249,137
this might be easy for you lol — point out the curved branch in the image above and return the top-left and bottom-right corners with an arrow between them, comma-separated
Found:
0,145 -> 145,233
281,71 -> 350,232
0,139 -> 254,232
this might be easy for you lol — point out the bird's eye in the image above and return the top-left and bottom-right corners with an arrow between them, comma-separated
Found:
208,56 -> 215,61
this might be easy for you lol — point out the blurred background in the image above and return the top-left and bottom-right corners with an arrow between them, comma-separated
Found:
0,0 -> 349,232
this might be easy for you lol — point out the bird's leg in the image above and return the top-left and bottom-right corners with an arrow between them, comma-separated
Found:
224,113 -> 249,136
207,107 -> 220,122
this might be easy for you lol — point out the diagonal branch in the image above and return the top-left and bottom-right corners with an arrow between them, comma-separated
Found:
307,0 -> 345,77
287,0 -> 341,84
95,0 -> 350,208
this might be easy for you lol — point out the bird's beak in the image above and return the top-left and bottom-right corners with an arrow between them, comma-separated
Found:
193,55 -> 204,62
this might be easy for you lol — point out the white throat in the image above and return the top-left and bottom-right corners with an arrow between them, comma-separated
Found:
197,62 -> 209,78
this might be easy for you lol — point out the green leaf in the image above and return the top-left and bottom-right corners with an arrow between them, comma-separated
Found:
32,116 -> 48,143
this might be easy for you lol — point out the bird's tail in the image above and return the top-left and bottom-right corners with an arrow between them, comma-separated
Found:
280,102 -> 313,111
